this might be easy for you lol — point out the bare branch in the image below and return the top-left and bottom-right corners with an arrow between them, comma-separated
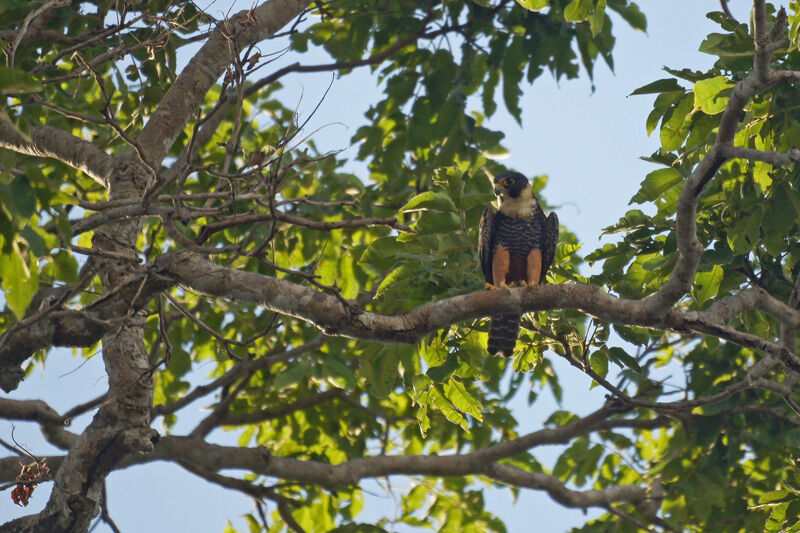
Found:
0,118 -> 111,188
150,336 -> 325,419
138,0 -> 314,166
6,0 -> 70,68
724,145 -> 800,165
483,463 -> 646,508
196,211 -> 413,242
719,0 -> 738,23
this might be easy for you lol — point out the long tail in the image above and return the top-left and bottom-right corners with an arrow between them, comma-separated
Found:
487,314 -> 521,357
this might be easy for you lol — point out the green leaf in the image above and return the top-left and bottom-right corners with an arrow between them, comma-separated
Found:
360,236 -> 411,265
646,90 -> 685,136
630,78 -> 683,96
513,345 -> 542,372
515,0 -> 548,11
363,347 -> 399,398
588,0 -> 606,36
415,391 -> 431,437
608,2 -> 646,31
19,225 -> 48,256
501,37 -> 524,122
443,380 -> 483,421
403,485 -> 429,514
427,354 -> 460,383
401,191 -> 456,212
660,94 -> 694,151
564,0 -> 593,21
727,210 -> 761,255
166,348 -> 191,377
589,350 -> 608,385
546,410 -> 579,426
321,357 -> 357,389
760,489 -> 792,504
693,265 -> 723,306
429,386 -> 468,431
412,211 -> 462,235
0,67 -> 41,94
9,175 -> 36,218
693,75 -> 733,115
607,346 -> 642,371
272,362 -> 307,391
631,167 -> 683,204
0,242 -> 39,319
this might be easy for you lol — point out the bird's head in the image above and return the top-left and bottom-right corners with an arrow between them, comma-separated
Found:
493,171 -> 530,200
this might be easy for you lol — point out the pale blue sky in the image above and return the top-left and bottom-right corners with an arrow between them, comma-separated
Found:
1,1 -> 757,532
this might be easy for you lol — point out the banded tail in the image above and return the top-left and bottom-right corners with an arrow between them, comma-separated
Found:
487,313 -> 521,357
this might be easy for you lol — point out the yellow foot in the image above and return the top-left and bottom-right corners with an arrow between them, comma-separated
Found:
485,282 -> 509,290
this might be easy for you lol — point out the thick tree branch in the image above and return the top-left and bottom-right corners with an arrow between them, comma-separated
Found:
27,153 -> 161,532
138,0 -> 314,166
641,3 -> 794,317
482,463 -> 646,508
724,145 -> 800,165
0,118 -> 111,187
7,246 -> 800,394
167,10 -> 437,176
0,261 -> 177,392
143,406 -> 642,490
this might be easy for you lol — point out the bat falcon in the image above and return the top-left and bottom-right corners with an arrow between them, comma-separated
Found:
478,171 -> 559,357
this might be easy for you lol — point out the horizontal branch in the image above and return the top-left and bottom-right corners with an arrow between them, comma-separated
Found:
6,248 -> 799,392
483,463 -> 646,508
0,118 -> 111,187
0,265 -> 177,392
144,406 -> 649,497
0,399 -> 79,451
0,398 -> 61,425
195,212 -> 413,243
724,145 -> 800,165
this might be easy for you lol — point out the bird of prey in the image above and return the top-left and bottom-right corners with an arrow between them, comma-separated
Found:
478,171 -> 559,357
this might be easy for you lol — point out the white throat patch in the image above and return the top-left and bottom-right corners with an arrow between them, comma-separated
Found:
498,185 -> 536,218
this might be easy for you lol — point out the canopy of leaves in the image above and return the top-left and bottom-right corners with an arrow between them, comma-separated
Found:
2,1 -> 800,533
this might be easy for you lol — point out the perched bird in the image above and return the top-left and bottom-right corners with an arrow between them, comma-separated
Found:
478,171 -> 559,357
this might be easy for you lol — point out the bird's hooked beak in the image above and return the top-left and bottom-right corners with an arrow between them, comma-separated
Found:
494,176 -> 510,196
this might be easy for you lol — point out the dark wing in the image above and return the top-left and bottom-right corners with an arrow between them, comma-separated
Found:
478,205 -> 497,284
539,211 -> 559,283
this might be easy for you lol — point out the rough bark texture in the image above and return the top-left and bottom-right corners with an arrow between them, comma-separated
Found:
0,1 -> 313,530
0,1 -> 798,531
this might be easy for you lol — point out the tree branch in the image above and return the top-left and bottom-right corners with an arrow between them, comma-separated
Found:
0,118 -> 111,188
724,145 -> 800,165
7,246 -> 800,394
482,463 -> 646,508
138,0 -> 314,167
640,3 -> 795,317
